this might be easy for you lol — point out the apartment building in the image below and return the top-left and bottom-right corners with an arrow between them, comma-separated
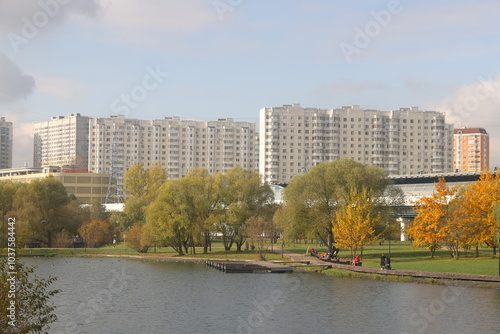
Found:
88,115 -> 258,195
259,104 -> 454,183
33,113 -> 90,169
0,117 -> 13,169
453,127 -> 489,172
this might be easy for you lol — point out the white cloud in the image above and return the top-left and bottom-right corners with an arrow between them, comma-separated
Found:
0,53 -> 35,102
92,0 -> 217,47
0,0 -> 99,32
97,0 -> 215,31
428,75 -> 500,167
36,76 -> 84,103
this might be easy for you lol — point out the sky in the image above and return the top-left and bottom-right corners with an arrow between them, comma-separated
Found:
1,0 -> 500,168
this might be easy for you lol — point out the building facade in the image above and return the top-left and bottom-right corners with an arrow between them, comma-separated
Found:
0,166 -> 110,204
453,127 -> 489,172
0,117 -> 13,169
88,115 -> 258,199
259,104 -> 454,183
33,113 -> 90,169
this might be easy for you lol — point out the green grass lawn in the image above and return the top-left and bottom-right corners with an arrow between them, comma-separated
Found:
282,241 -> 500,276
17,240 -> 289,262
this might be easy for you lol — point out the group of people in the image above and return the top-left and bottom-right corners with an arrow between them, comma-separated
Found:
310,248 -> 338,261
311,249 -> 391,269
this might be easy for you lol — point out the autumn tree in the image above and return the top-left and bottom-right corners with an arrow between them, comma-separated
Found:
408,178 -> 459,258
126,224 -> 154,253
334,188 -> 379,260
275,159 -> 390,255
123,163 -> 167,227
78,219 -> 113,248
459,171 -> 500,255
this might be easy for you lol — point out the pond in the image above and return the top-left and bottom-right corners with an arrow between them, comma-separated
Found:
23,257 -> 500,334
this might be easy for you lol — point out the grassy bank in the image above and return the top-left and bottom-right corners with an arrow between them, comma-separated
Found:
17,241 -> 289,262
15,240 -> 500,276
285,241 -> 500,276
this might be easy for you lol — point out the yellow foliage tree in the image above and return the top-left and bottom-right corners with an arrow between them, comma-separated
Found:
459,171 -> 500,255
78,219 -> 113,248
408,178 -> 458,258
333,188 -> 379,260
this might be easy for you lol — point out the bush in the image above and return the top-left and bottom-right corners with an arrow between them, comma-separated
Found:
126,225 -> 153,253
78,219 -> 113,248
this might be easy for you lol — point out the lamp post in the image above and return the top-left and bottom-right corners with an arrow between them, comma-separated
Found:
41,219 -> 47,248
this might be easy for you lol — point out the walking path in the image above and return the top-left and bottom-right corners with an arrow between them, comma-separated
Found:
274,249 -> 500,283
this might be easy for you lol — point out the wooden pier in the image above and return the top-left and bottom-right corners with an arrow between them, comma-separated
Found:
206,260 -> 293,273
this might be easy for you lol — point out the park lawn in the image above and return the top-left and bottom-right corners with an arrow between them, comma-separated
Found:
280,241 -> 499,276
18,240 -> 289,262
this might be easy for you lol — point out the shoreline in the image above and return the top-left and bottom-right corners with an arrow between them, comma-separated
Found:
17,251 -> 500,289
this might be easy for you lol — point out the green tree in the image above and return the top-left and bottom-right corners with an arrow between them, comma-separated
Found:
123,163 -> 146,197
87,199 -> 109,221
146,180 -> 191,255
144,162 -> 167,203
0,182 -> 22,244
12,177 -> 72,247
0,257 -> 59,333
275,159 -> 390,255
218,167 -> 274,251
123,163 -> 168,227
177,169 -> 222,254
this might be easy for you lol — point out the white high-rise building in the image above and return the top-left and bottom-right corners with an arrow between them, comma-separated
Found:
88,115 -> 258,196
33,114 -> 90,169
0,117 -> 13,169
259,104 -> 454,183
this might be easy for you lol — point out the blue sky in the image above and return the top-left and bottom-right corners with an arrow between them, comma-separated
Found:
1,0 -> 500,167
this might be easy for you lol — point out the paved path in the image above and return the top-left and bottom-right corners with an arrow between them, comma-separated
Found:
274,249 -> 500,283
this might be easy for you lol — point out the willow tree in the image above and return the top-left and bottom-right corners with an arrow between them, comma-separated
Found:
218,167 -> 274,251
12,177 -> 75,247
123,163 -> 167,226
275,159 -> 390,255
146,179 -> 191,255
146,169 -> 222,254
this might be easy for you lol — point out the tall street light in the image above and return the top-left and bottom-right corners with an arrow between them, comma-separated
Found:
41,219 -> 47,248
